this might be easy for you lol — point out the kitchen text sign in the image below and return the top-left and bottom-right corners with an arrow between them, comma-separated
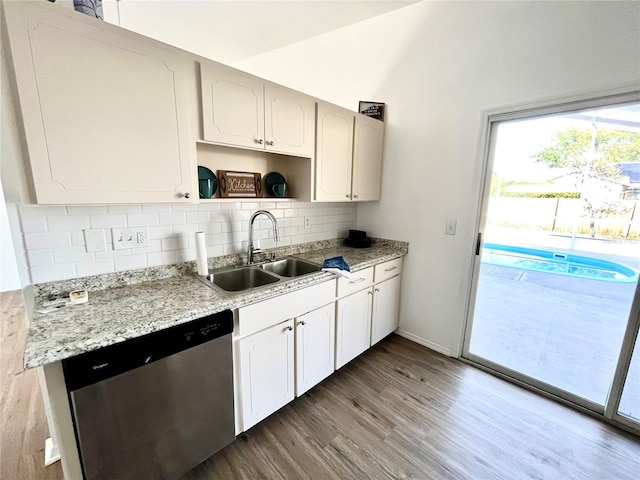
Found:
218,170 -> 263,198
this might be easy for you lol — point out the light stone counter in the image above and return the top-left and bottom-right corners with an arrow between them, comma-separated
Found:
25,238 -> 408,369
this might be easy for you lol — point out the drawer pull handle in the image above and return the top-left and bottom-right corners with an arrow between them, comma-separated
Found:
384,266 -> 397,272
375,288 -> 380,293
349,278 -> 366,284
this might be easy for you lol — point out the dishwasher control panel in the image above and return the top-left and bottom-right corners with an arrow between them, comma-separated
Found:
63,310 -> 233,391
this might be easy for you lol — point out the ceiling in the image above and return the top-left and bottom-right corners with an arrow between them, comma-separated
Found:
112,0 -> 420,64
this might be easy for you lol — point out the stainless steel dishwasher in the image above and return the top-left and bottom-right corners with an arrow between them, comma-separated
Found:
62,310 -> 235,480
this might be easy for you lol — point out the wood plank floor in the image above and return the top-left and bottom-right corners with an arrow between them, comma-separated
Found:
1,290 -> 63,480
2,289 -> 639,480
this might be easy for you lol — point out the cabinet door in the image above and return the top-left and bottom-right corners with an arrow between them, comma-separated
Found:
371,276 -> 401,346
4,2 -> 195,204
264,85 -> 315,158
352,113 -> 384,202
237,319 -> 295,431
295,303 -> 335,396
200,63 -> 265,149
335,288 -> 373,369
315,102 -> 354,202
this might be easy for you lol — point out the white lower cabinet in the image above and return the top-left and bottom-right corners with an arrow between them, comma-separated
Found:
335,288 -> 373,369
237,319 -> 295,431
371,275 -> 402,346
235,260 -> 402,433
295,303 -> 335,396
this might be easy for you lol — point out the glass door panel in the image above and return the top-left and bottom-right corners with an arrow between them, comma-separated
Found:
464,99 -> 640,418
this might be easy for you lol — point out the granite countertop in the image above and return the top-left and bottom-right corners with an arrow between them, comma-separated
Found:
25,239 -> 408,369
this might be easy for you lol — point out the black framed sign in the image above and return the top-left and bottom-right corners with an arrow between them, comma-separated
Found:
358,101 -> 385,122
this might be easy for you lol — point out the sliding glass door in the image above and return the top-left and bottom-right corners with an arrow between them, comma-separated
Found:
463,93 -> 640,432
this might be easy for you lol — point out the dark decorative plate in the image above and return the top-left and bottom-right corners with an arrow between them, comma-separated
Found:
264,171 -> 287,197
198,166 -> 217,198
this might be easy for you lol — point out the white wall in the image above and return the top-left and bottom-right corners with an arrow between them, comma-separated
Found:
235,1 -> 640,355
0,181 -> 21,291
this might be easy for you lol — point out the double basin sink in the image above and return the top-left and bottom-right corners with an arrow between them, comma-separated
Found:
197,257 -> 322,294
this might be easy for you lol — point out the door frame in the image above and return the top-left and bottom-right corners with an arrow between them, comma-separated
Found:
459,85 -> 640,433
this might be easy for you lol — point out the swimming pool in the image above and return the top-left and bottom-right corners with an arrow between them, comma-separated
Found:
482,243 -> 639,283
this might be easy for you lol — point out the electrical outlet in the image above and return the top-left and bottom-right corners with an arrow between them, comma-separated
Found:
112,227 -> 150,250
304,217 -> 311,229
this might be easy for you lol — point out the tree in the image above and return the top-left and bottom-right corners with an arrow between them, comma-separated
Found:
532,127 -> 640,185
533,127 -> 639,239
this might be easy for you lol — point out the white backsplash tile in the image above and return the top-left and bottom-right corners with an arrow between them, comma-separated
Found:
114,254 -> 148,271
24,232 -> 71,250
90,214 -> 127,229
47,215 -> 90,232
76,258 -> 115,278
16,201 -> 357,284
127,213 -> 159,227
31,263 -> 77,284
20,216 -> 48,233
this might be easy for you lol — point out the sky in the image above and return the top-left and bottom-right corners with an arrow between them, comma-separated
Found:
493,103 -> 640,182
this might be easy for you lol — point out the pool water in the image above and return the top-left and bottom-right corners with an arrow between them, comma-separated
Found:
482,243 -> 639,283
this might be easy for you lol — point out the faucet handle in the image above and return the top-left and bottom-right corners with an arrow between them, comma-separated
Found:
270,251 -> 277,261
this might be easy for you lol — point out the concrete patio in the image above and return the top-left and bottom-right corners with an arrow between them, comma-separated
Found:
469,255 -> 639,419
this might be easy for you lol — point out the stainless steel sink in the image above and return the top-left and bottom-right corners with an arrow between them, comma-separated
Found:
203,267 -> 280,292
196,257 -> 322,294
259,258 -> 321,277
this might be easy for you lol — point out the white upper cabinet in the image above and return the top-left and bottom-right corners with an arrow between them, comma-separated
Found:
200,64 -> 315,157
352,114 -> 384,201
200,63 -> 265,150
264,85 -> 315,157
315,103 -> 384,202
4,2 -> 195,204
314,103 -> 355,202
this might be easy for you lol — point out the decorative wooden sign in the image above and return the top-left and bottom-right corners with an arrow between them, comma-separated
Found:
217,170 -> 262,198
358,101 -> 385,122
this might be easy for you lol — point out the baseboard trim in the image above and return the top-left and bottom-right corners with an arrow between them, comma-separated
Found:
44,437 -> 60,466
395,329 -> 452,357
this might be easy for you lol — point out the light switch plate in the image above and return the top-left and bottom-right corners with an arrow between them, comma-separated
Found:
112,227 -> 150,250
445,219 -> 457,236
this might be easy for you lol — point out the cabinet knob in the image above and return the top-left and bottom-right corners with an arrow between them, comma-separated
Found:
354,195 -> 359,199
368,290 -> 373,296
345,194 -> 351,199
299,321 -> 306,326
375,288 -> 380,292
266,140 -> 275,146
285,326 -> 293,332
183,192 -> 191,199
255,139 -> 264,145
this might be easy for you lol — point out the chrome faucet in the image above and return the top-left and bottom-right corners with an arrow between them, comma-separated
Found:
247,210 -> 279,265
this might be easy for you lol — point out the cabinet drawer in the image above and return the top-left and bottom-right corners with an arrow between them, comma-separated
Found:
374,258 -> 403,283
237,280 -> 336,337
337,267 -> 374,297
